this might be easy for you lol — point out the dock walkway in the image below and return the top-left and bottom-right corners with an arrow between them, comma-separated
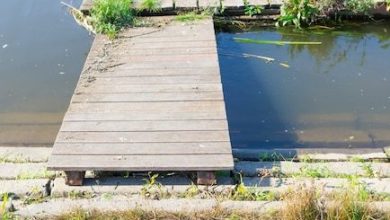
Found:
47,18 -> 234,185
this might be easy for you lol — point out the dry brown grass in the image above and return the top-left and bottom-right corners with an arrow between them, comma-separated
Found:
55,207 -> 268,220
278,184 -> 323,220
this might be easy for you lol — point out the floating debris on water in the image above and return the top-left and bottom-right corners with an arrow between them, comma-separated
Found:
2,44 -> 8,49
242,53 -> 275,63
279,63 -> 290,68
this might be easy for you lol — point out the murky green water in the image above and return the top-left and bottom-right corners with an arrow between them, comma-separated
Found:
0,0 -> 93,146
217,22 -> 390,149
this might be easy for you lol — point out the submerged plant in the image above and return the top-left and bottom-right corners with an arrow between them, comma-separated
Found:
91,0 -> 135,38
277,0 -> 319,28
234,37 -> 322,45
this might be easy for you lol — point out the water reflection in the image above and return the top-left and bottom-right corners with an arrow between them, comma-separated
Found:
217,22 -> 390,149
0,0 -> 93,146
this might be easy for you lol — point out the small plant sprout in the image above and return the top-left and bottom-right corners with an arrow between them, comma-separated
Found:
360,162 -> 375,178
184,183 -> 200,198
243,0 -> 263,17
0,193 -> 13,220
141,172 -> 169,199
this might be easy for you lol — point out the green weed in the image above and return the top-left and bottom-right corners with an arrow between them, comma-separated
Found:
68,190 -> 94,200
277,0 -> 319,28
139,0 -> 161,13
16,169 -> 56,180
295,164 -> 333,178
141,173 -> 169,199
0,194 -> 13,220
243,0 -> 263,17
345,0 -> 374,15
360,163 -> 375,178
23,186 -> 47,205
175,11 -> 211,22
349,156 -> 365,163
183,183 -> 200,198
91,0 -> 135,39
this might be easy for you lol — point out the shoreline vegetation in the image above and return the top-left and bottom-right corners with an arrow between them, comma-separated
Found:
62,0 -> 390,38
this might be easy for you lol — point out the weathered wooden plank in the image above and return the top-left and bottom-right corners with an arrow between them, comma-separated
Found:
72,92 -> 223,102
68,101 -> 226,113
128,41 -> 217,49
96,67 -> 220,77
174,0 -> 198,9
222,0 -> 244,8
247,0 -> 270,5
116,47 -> 216,56
57,131 -> 230,143
127,34 -> 216,43
61,120 -> 228,132
47,154 -> 234,171
103,54 -> 218,63
199,0 -> 221,8
79,0 -> 93,13
120,26 -> 215,39
64,111 -> 227,121
76,84 -> 223,93
83,75 -> 221,84
114,60 -> 217,70
52,142 -> 232,155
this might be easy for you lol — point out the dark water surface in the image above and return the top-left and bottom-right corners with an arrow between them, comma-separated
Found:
0,0 -> 93,146
217,23 -> 390,149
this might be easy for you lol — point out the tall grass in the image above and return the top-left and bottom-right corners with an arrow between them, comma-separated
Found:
91,0 -> 135,38
0,194 -> 13,220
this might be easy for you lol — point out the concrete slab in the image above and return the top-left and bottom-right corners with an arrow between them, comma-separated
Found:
0,147 -> 51,163
233,148 -> 388,161
0,163 -> 51,180
235,161 -> 390,177
243,177 -> 390,194
16,197 -> 218,218
0,179 -> 50,197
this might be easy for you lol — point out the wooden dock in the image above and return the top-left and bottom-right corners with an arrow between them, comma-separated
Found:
47,18 -> 234,185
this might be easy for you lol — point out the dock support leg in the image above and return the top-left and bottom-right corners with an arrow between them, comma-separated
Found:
197,171 -> 217,185
64,171 -> 85,186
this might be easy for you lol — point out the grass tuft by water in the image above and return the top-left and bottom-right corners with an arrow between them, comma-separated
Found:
91,0 -> 135,39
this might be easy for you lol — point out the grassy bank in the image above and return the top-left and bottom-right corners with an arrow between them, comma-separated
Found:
67,0 -> 390,38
